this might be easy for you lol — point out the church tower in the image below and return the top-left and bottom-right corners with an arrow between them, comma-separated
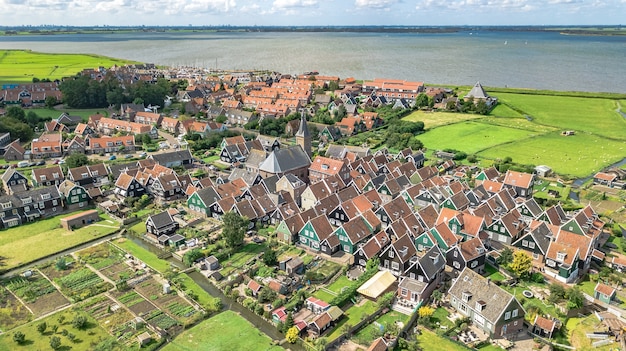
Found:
296,110 -> 312,159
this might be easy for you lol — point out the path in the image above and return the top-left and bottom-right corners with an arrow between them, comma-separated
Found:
617,101 -> 626,119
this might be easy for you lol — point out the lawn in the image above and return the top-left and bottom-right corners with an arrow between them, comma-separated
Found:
176,273 -> 221,312
0,211 -> 120,272
113,238 -> 171,274
352,310 -> 408,346
325,275 -> 352,294
327,300 -> 378,341
484,264 -> 507,282
566,315 -> 614,351
402,110 -> 484,129
0,49 -> 137,84
497,93 -> 626,140
416,329 -> 472,351
219,243 -> 267,277
478,131 -> 626,178
162,310 -> 282,351
431,307 -> 455,330
488,103 -> 524,118
129,220 -> 146,235
533,179 -> 571,201
0,309 -> 115,351
418,121 -> 536,154
30,107 -> 110,122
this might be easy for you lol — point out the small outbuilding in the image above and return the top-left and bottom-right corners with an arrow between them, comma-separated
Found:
137,332 -> 152,347
532,316 -> 557,339
594,282 -> 616,304
357,270 -> 397,300
535,165 -> 552,178
60,209 -> 100,230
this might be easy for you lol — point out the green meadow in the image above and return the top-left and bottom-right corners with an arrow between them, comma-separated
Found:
406,89 -> 626,178
0,50 -> 138,84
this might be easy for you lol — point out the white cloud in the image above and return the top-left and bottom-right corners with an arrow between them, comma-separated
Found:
272,0 -> 317,9
355,0 -> 399,9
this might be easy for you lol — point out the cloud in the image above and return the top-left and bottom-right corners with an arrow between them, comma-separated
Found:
355,0 -> 399,9
272,0 -> 317,9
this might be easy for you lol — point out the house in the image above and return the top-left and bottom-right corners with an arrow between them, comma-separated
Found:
309,312 -> 332,335
187,187 -> 221,217
544,228 -> 593,283
593,172 -> 621,188
134,111 -> 162,126
449,268 -> 525,339
309,156 -> 350,184
86,135 -> 136,154
2,140 -> 26,161
379,234 -> 416,276
398,246 -> 446,307
146,211 -> 179,238
532,316 -> 557,339
464,81 -> 498,107
305,297 -> 331,314
114,173 -> 146,198
31,132 -> 63,158
161,117 -> 180,134
334,216 -> 374,254
366,338 -> 389,351
32,165 -> 64,187
298,214 -> 334,252
74,123 -> 96,137
353,231 -> 390,268
594,282 -> 616,304
503,170 -> 534,199
2,168 -> 29,194
66,163 -> 110,188
512,221 -> 552,262
276,213 -> 305,245
57,180 -> 90,210
446,237 -> 486,275
149,150 -> 194,168
96,117 -> 157,138
284,256 -> 304,275
247,279 -> 262,297
167,233 -> 186,248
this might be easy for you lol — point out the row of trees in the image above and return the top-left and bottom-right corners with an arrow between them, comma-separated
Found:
0,106 -> 55,141
59,74 -> 177,108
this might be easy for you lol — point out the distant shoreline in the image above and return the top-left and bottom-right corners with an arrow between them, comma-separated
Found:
1,26 -> 625,36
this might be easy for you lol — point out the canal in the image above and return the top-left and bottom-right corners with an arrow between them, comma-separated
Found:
125,235 -> 303,350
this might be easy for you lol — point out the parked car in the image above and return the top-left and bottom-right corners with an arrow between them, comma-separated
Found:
36,160 -> 46,166
124,154 -> 133,159
17,161 -> 29,168
109,155 -> 117,161
58,160 -> 66,164
28,162 -> 36,167
139,152 -> 147,158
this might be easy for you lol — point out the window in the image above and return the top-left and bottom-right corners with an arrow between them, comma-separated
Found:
505,311 -> 511,320
514,321 -> 518,326
512,309 -> 518,318
453,250 -> 458,257
453,261 -> 460,269
423,237 -> 428,243
401,288 -> 408,296
532,252 -> 539,260
500,226 -> 505,233
547,259 -> 556,267
493,225 -> 498,231
528,242 -> 535,249
557,252 -> 566,261
344,245 -> 350,252
391,262 -> 400,271
389,250 -> 394,258
522,240 -> 528,247
52,199 -> 58,206
470,261 -> 478,268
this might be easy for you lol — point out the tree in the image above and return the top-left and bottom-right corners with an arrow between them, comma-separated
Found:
548,283 -> 567,303
432,290 -> 443,307
216,115 -> 227,123
12,331 -> 25,344
56,257 -> 67,270
475,100 -> 490,115
418,306 -> 435,319
285,312 -> 295,331
567,287 -> 584,310
221,211 -> 247,249
258,288 -> 277,304
72,315 -> 87,330
65,153 -> 89,168
50,336 -> 61,350
37,322 -> 47,334
510,251 -> 532,278
6,107 -> 26,122
315,337 -> 327,351
496,247 -> 514,266
263,248 -> 277,266
285,326 -> 299,344
415,93 -> 430,108
45,96 -> 58,109
183,248 -> 205,267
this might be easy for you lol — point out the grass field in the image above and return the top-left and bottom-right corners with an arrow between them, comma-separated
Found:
0,211 -> 119,271
417,121 -> 536,154
0,50 -> 137,84
566,315 -> 614,351
113,238 -> 171,274
416,329 -> 472,351
497,93 -> 626,140
0,309 -> 114,351
352,310 -> 408,346
30,107 -> 110,121
162,310 -> 282,351
327,300 -> 377,341
176,274 -> 221,311
478,132 -> 626,177
403,111 -> 484,129
488,103 -> 524,118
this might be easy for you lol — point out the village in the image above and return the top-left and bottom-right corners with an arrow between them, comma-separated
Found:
0,66 -> 624,351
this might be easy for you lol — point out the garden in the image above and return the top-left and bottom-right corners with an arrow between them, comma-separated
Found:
352,310 -> 409,346
5,272 -> 69,316
0,285 -> 32,330
113,238 -> 171,274
54,267 -> 111,302
133,277 -> 200,326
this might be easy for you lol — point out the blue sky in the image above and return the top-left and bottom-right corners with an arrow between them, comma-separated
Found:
2,0 -> 624,26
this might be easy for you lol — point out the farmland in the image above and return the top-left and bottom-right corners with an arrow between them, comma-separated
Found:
405,89 -> 626,178
161,310 -> 283,351
0,50 -> 138,84
0,211 -> 119,272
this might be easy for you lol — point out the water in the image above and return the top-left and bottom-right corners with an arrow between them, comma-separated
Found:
1,31 -> 625,92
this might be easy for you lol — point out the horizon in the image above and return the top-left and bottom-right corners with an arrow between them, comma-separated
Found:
2,0 -> 625,27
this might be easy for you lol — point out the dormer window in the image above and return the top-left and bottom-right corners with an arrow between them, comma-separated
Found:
462,291 -> 472,302
475,300 -> 486,312
557,252 -> 566,261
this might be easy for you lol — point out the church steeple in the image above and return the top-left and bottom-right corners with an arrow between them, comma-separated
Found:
296,110 -> 312,159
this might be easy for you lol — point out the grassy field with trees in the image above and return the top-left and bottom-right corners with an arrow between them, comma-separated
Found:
0,50 -> 138,84
405,88 -> 626,178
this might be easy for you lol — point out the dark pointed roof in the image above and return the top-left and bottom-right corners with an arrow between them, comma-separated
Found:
465,81 -> 489,99
296,110 -> 310,138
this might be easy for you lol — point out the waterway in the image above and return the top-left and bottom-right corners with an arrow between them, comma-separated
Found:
125,235 -> 299,349
1,31 -> 625,92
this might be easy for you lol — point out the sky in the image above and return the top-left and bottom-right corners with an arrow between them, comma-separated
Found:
1,0 -> 625,27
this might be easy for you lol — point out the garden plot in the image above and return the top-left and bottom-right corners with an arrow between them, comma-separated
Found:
78,242 -> 126,270
5,272 -> 69,316
134,277 -> 199,324
114,290 -> 158,318
100,261 -> 142,283
0,285 -> 33,330
83,295 -> 139,338
54,267 -> 112,302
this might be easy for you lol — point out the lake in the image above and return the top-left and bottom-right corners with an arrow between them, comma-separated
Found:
1,30 -> 625,93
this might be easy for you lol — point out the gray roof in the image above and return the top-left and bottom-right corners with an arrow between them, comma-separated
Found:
465,82 -> 489,99
259,146 -> 311,174
109,162 -> 138,179
245,149 -> 268,169
196,187 -> 221,206
448,268 -> 518,324
262,175 -> 280,193
398,277 -> 427,293
419,245 -> 445,280
148,211 -> 175,229
295,111 -> 310,138
229,168 -> 259,186
150,150 -> 193,165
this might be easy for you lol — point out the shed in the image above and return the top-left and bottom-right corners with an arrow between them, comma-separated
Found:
532,316 -> 557,339
167,234 -> 186,247
60,209 -> 100,230
357,270 -> 397,299
137,332 -> 152,347
535,165 -> 552,178
206,255 -> 220,270
594,282 -> 616,304
285,256 -> 304,275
